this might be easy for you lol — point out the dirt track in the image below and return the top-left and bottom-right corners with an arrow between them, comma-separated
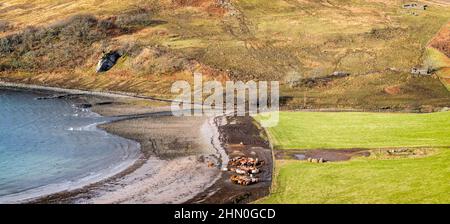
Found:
275,149 -> 370,162
187,116 -> 273,204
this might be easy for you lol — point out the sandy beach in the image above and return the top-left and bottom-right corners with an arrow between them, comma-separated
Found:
0,81 -> 272,204
85,115 -> 223,204
33,105 -> 225,204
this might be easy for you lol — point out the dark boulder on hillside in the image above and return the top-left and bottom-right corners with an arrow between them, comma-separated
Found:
96,51 -> 122,73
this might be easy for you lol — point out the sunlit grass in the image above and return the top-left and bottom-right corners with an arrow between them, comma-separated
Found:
258,111 -> 450,149
259,148 -> 450,204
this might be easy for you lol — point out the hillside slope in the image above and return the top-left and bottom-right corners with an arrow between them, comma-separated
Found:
0,0 -> 449,110
427,22 -> 450,90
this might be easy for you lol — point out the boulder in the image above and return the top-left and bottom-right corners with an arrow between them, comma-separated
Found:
96,51 -> 122,73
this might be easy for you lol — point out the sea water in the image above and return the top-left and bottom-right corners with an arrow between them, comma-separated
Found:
0,89 -> 140,203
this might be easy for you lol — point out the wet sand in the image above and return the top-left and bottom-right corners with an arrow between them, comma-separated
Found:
80,107 -> 272,204
1,81 -> 273,204
38,104 -> 272,204
34,108 -> 224,204
86,115 -> 223,204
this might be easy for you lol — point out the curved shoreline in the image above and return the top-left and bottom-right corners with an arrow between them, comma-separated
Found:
33,106 -> 223,203
87,115 -> 223,204
0,81 -> 138,100
0,81 -> 271,204
0,89 -> 142,204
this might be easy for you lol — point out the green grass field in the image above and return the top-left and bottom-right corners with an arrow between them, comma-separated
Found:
256,112 -> 450,204
260,111 -> 450,149
260,149 -> 450,204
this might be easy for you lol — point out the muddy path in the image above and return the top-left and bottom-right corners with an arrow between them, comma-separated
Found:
187,116 -> 273,204
275,149 -> 370,162
275,147 -> 441,162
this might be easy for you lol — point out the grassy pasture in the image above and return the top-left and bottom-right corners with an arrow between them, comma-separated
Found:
259,148 -> 450,204
256,111 -> 450,204
259,111 -> 450,149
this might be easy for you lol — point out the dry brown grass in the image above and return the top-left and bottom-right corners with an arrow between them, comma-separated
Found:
0,0 -> 449,109
430,22 -> 450,58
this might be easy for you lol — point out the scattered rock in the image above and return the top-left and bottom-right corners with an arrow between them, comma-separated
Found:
197,155 -> 205,163
35,94 -> 82,100
230,175 -> 259,186
419,105 -> 434,113
77,103 -> 92,109
305,157 -> 325,163
227,156 -> 263,185
95,101 -> 113,106
411,67 -> 432,76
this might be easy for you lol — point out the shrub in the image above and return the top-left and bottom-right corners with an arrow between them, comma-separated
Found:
0,8 -> 161,72
0,20 -> 11,32
58,14 -> 101,42
115,8 -> 154,31
367,27 -> 405,40
132,47 -> 189,75
0,14 -> 117,71
98,19 -> 116,31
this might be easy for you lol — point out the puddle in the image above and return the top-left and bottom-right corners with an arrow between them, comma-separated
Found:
293,154 -> 306,160
276,149 -> 370,161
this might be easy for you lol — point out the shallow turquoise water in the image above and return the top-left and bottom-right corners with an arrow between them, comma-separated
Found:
0,89 -> 139,203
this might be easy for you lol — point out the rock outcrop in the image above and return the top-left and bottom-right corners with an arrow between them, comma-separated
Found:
96,51 -> 122,73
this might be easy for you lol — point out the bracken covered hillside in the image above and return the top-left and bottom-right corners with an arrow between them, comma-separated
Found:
0,0 -> 449,110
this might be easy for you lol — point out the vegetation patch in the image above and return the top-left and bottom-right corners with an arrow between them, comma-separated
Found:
369,147 -> 437,159
257,111 -> 450,149
259,148 -> 450,204
257,111 -> 450,204
0,0 -> 449,106
0,10 -> 157,72
429,23 -> 450,58
425,22 -> 450,91
0,20 -> 12,33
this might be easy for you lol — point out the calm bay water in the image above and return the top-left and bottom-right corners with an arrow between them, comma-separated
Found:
0,89 -> 140,203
